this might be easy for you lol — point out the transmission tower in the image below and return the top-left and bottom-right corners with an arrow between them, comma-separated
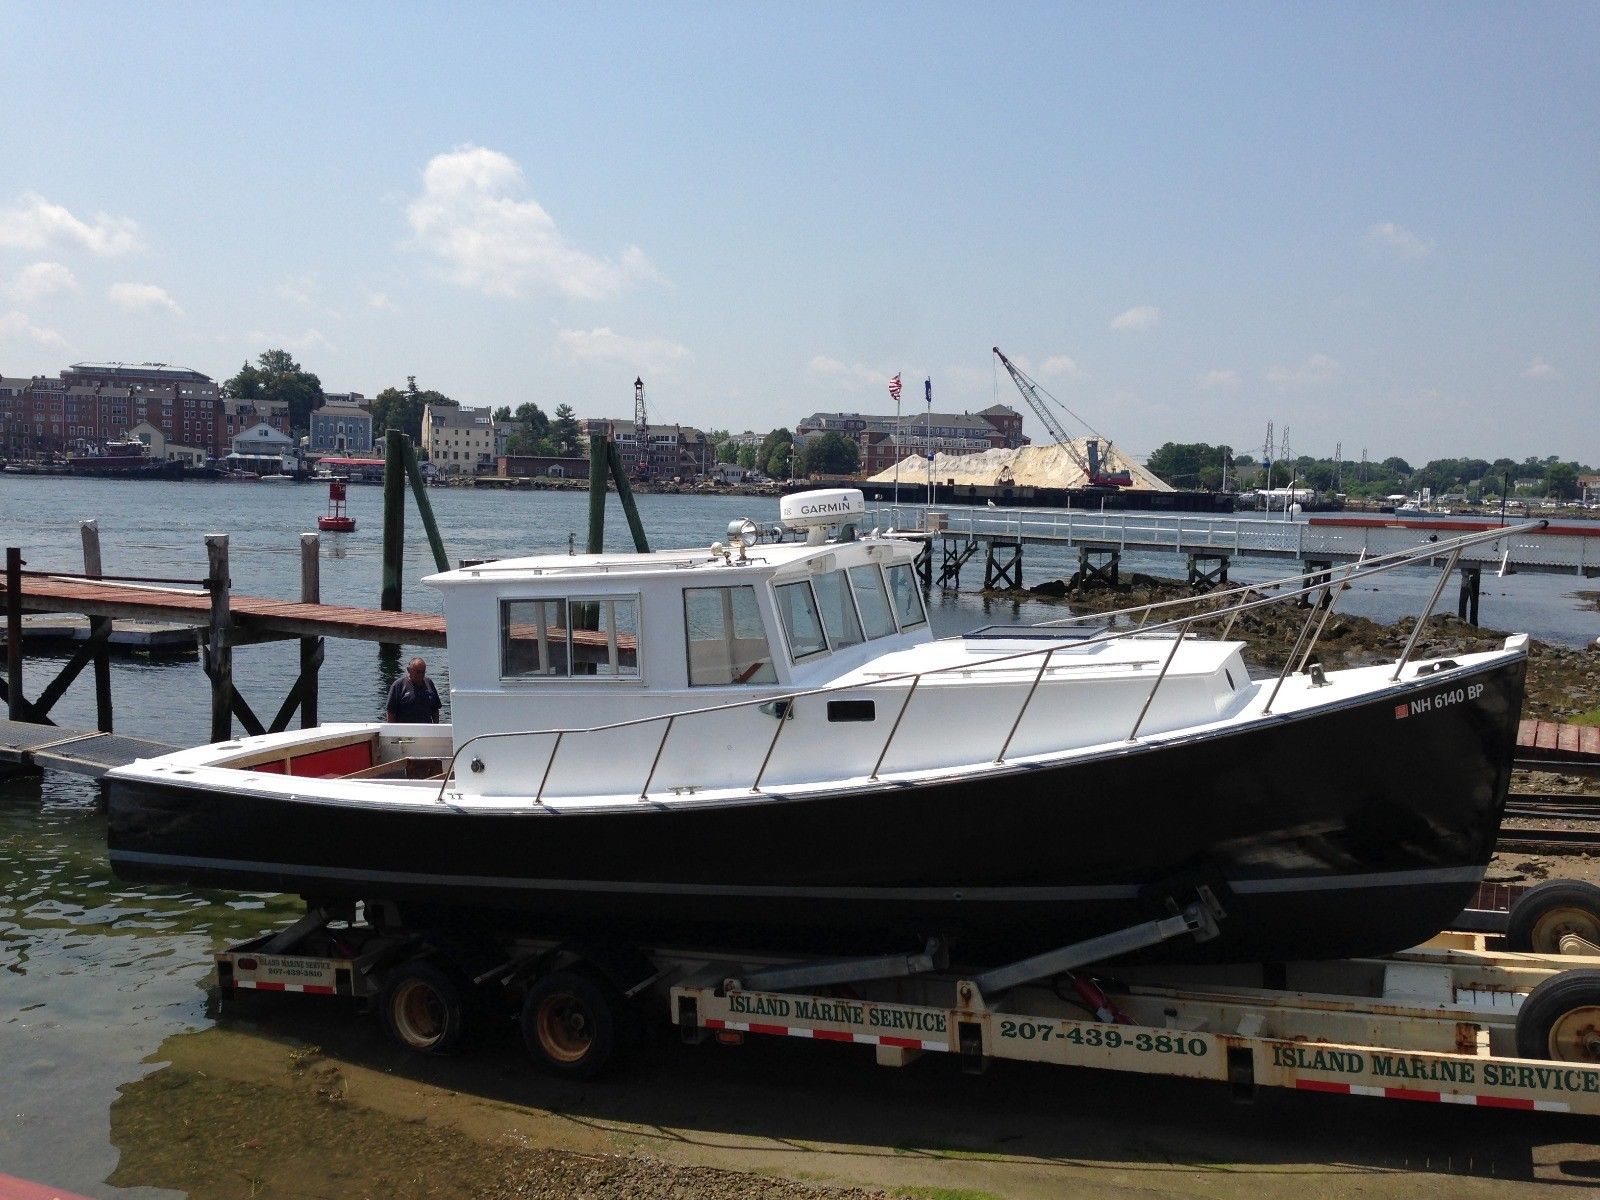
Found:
633,377 -> 648,479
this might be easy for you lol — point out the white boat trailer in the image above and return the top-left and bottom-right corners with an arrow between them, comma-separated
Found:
215,883 -> 1600,1117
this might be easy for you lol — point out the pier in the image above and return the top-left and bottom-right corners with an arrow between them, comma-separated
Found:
877,505 -> 1600,617
4,524 -> 443,744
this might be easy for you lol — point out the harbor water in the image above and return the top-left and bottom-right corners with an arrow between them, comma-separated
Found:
2,474 -> 1597,1197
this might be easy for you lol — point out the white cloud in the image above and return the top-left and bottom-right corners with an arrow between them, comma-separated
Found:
0,310 -> 67,348
1110,305 -> 1161,332
366,290 -> 398,312
807,355 -> 890,389
245,327 -> 333,353
407,145 -> 662,299
1265,353 -> 1338,388
277,274 -> 318,308
1197,369 -> 1241,391
557,326 -> 691,373
1365,221 -> 1433,260
0,192 -> 142,255
1522,356 -> 1558,381
1,261 -> 78,302
1039,355 -> 1083,379
108,282 -> 183,316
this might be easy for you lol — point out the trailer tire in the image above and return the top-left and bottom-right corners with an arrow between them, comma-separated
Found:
1505,880 -> 1600,954
1514,969 -> 1600,1062
380,960 -> 471,1054
521,968 -> 620,1078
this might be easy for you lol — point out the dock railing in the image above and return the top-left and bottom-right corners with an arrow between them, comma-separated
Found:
438,520 -> 1547,804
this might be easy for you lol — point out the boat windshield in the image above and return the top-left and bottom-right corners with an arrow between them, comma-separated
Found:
848,565 -> 897,639
885,563 -> 927,629
775,581 -> 828,659
812,569 -> 865,650
684,585 -> 778,686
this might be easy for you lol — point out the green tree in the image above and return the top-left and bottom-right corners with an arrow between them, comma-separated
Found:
801,431 -> 860,476
759,428 -> 794,478
493,405 -> 512,423
716,440 -> 739,464
737,445 -> 757,471
549,404 -> 581,455
225,348 -> 326,434
1544,462 -> 1580,499
369,375 -> 456,444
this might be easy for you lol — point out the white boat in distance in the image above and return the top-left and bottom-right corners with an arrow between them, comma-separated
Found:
107,491 -> 1535,967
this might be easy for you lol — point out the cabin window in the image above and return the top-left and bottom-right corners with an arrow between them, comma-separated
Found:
812,569 -> 864,649
684,586 -> 778,686
885,563 -> 927,629
775,581 -> 828,659
500,596 -> 640,680
848,565 -> 897,639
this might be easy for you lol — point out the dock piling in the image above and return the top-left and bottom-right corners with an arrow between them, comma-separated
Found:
80,520 -> 113,732
300,532 -> 322,728
381,431 -> 406,613
1458,565 -> 1482,626
6,548 -> 22,721
204,534 -> 232,743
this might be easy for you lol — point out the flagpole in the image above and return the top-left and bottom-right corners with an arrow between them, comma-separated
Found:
924,376 -> 933,506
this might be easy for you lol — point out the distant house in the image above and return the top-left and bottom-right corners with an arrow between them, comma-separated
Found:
129,419 -> 207,467
422,404 -> 495,473
497,454 -> 588,480
227,420 -> 297,475
310,404 -> 373,454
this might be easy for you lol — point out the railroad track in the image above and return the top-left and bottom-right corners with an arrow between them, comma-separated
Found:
1496,790 -> 1600,852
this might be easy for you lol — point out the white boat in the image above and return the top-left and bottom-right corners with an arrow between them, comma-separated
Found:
106,491 -> 1533,966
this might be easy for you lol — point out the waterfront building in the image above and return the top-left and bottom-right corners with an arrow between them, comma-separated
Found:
496,454 -> 589,479
309,403 -> 373,454
578,418 -> 713,479
795,404 -> 1027,477
1,363 -> 227,459
422,403 -> 495,473
128,420 -> 208,467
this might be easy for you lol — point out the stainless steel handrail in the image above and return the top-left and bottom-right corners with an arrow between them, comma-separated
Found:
438,519 -> 1546,802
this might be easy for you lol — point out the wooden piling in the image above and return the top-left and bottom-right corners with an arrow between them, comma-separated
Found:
606,441 -> 651,553
381,430 -> 406,612
80,520 -> 113,731
6,548 -> 22,721
1458,565 -> 1482,626
587,434 -> 609,554
399,438 -> 449,573
300,532 -> 321,728
205,534 -> 231,743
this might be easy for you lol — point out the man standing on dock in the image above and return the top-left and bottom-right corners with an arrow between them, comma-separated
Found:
386,658 -> 442,724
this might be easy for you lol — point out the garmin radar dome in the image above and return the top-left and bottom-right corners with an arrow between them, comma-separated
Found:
780,488 -> 867,543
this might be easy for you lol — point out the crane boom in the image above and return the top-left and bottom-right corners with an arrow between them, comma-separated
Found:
991,346 -> 1132,487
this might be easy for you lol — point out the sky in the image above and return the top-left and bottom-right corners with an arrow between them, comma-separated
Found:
0,3 -> 1595,467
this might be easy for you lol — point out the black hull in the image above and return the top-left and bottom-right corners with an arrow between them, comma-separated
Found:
107,657 -> 1524,966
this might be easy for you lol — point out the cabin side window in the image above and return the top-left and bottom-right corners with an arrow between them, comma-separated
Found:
684,586 -> 779,686
885,564 -> 928,630
501,596 -> 640,681
775,581 -> 828,660
847,564 -> 897,639
812,569 -> 864,649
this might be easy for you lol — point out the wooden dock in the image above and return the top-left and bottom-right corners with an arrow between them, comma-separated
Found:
1518,719 -> 1600,766
5,525 -> 445,744
0,716 -> 176,778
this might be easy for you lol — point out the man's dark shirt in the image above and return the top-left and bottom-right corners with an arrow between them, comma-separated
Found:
387,676 -> 441,723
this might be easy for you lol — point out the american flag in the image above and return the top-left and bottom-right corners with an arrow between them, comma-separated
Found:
888,374 -> 902,403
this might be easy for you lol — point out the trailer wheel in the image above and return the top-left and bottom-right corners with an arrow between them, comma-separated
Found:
1505,880 -> 1600,954
1515,970 -> 1600,1062
380,960 -> 470,1054
521,969 -> 619,1078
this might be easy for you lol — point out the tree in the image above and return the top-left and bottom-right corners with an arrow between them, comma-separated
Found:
225,349 -> 325,434
549,404 -> 581,455
369,375 -> 456,444
759,428 -> 794,478
802,431 -> 861,476
493,406 -> 512,423
1544,462 -> 1580,499
737,445 -> 757,471
716,440 -> 739,464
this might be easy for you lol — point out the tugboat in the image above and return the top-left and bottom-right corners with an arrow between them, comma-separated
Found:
105,490 -> 1533,967
316,479 -> 356,532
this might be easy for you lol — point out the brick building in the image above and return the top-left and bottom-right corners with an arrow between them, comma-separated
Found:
0,362 -> 295,460
795,404 -> 1027,476
578,418 -> 713,479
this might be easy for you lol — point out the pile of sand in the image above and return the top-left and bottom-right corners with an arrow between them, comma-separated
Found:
867,441 -> 1172,491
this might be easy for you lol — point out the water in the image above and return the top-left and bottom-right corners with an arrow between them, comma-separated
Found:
1,474 -> 1596,1196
